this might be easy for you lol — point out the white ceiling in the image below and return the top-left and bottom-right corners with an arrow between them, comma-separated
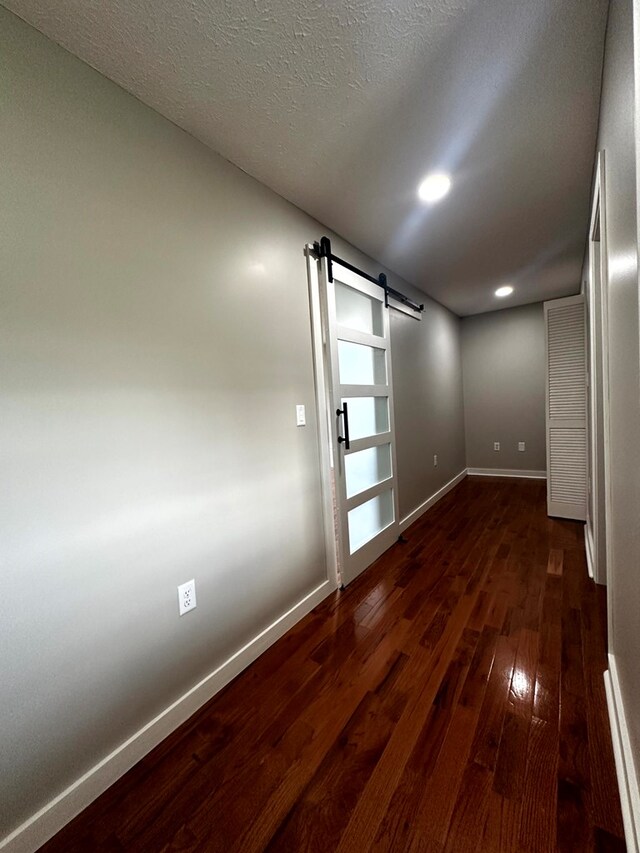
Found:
4,0 -> 609,315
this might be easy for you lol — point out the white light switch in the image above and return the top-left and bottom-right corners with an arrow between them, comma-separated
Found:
518,441 -> 526,452
296,405 -> 306,426
494,442 -> 500,451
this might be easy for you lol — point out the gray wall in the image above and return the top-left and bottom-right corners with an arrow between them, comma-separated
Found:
594,0 -> 640,795
0,7 -> 465,841
461,303 -> 546,472
392,296 -> 466,520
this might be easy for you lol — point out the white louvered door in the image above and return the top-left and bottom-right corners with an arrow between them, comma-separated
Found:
545,295 -> 587,520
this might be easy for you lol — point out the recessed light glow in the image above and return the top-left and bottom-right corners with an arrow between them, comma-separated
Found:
418,172 -> 451,203
495,285 -> 514,297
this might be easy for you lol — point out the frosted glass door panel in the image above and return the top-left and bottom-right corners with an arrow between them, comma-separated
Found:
335,282 -> 383,336
345,444 -> 392,498
315,248 -> 398,587
341,396 -> 389,441
348,489 -> 395,554
338,340 -> 386,385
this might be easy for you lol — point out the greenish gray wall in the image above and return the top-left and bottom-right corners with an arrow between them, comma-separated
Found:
594,0 -> 640,800
0,8 -> 465,841
461,303 -> 546,472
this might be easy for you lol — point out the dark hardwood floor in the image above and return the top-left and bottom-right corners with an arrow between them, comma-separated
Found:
39,476 -> 625,852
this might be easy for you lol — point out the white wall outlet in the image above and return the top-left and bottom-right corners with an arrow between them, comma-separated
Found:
296,404 -> 306,426
433,454 -> 438,467
518,441 -> 526,451
494,442 -> 500,451
178,579 -> 196,616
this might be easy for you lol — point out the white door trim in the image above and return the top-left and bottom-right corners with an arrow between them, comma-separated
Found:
587,152 -> 610,587
306,245 -> 341,588
595,154 -> 614,624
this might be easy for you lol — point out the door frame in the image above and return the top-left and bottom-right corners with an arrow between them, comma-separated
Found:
306,244 -> 341,589
586,151 -> 611,589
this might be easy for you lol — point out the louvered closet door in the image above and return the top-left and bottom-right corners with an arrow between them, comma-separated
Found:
545,295 -> 587,520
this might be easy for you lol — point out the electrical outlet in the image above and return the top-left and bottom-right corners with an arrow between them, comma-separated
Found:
494,442 -> 500,451
433,454 -> 438,467
178,579 -> 197,616
518,441 -> 526,452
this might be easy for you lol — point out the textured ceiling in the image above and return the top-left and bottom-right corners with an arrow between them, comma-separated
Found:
4,0 -> 609,315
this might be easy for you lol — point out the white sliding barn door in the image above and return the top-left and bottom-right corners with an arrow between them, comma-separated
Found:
545,295 -> 587,520
306,250 -> 401,588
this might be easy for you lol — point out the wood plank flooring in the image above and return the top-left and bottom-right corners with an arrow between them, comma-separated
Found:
38,476 -> 626,852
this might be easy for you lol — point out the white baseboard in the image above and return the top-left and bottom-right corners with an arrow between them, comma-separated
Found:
604,655 -> 640,852
399,469 -> 467,532
584,525 -> 595,580
466,467 -> 547,479
0,578 -> 336,853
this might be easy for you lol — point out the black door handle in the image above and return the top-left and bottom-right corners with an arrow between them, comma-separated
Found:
336,402 -> 350,450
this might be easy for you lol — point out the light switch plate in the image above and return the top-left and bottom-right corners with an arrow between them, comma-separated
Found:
518,441 -> 526,451
296,404 -> 306,426
494,442 -> 500,451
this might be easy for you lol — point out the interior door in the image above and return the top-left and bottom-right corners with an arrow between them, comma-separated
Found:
320,258 -> 400,587
545,294 -> 587,520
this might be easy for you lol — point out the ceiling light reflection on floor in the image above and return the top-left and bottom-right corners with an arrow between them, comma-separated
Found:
511,667 -> 531,701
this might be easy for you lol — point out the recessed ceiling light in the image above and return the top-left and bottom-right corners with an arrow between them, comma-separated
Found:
418,172 -> 451,203
495,285 -> 514,297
